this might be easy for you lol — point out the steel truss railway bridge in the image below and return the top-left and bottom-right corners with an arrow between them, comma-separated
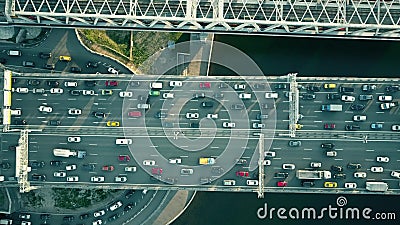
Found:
3,0 -> 400,39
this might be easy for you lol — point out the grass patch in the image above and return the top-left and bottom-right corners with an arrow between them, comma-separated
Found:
53,188 -> 119,210
23,191 -> 44,207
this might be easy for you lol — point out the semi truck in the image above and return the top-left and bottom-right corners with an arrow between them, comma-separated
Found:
296,170 -> 332,180
199,158 -> 216,165
366,182 -> 388,192
321,104 -> 343,112
53,148 -> 86,158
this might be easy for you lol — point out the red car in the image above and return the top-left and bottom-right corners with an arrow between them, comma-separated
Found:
277,181 -> 288,187
236,171 -> 249,177
324,123 -> 336,129
118,155 -> 131,162
152,168 -> 163,175
200,82 -> 211,88
105,80 -> 118,87
102,165 -> 114,171
128,111 -> 142,117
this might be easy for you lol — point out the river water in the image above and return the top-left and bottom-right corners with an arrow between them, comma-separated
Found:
172,34 -> 400,225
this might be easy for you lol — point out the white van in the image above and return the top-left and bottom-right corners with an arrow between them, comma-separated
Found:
7,50 -> 21,56
11,109 -> 21,116
115,138 -> 132,145
239,93 -> 251,99
150,82 -> 163,89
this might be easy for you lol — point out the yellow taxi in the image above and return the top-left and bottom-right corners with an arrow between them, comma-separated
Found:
59,55 -> 72,61
324,181 -> 338,188
106,121 -> 120,127
295,124 -> 303,130
324,83 -> 336,89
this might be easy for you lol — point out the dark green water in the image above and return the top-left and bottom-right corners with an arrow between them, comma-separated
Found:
172,34 -> 400,225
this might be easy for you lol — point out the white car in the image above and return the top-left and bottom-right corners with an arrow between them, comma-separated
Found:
124,166 -> 137,172
344,182 -> 357,189
282,163 -> 296,170
21,222 -> 31,225
93,210 -> 105,217
168,158 -> 182,164
392,124 -> 400,131
222,122 -> 236,128
109,201 -> 123,211
68,108 -> 82,115
378,95 -> 392,102
353,172 -> 367,178
264,151 -> 276,158
66,164 -> 77,171
115,176 -> 127,183
38,105 -> 52,113
91,176 -> 105,182
206,114 -> 218,119
265,92 -> 278,98
341,95 -> 355,102
67,136 -> 81,143
163,93 -> 174,99
50,88 -> 63,94
263,160 -> 271,166
371,166 -> 384,173
137,103 -> 150,109
64,81 -> 78,87
107,67 -> 119,74
376,156 -> 390,163
169,81 -> 182,87
143,160 -> 156,166
246,180 -> 259,186
67,176 -> 79,182
54,171 -> 66,177
15,87 -> 29,93
119,91 -> 133,97
310,162 -> 322,168
353,115 -> 367,121
390,171 -> 400,178
92,219 -> 103,225
380,102 -> 397,110
82,90 -> 95,96
252,123 -> 265,128
186,112 -> 199,119
234,84 -> 246,90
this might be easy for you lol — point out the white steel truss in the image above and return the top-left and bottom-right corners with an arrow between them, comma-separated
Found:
6,0 -> 400,38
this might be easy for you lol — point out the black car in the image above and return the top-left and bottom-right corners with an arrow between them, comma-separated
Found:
218,83 -> 229,88
130,81 -> 140,87
39,52 -> 52,58
362,84 -> 376,92
48,120 -> 60,126
201,101 -> 214,107
22,61 -> 35,67
347,163 -> 361,169
50,160 -> 62,166
27,79 -> 40,86
32,174 -> 46,181
63,215 -> 74,221
0,58 -> 7,64
253,83 -> 265,89
327,93 -> 340,100
333,173 -> 347,179
80,213 -> 89,220
125,190 -> 135,199
321,143 -> 335,149
124,203 -> 134,212
307,86 -> 320,92
231,104 -> 244,110
275,84 -> 287,89
47,80 -> 59,87
43,63 -> 55,70
30,161 -> 45,168
14,119 -> 27,125
214,93 -> 224,99
301,180 -> 315,187
193,93 -> 205,98
84,80 -> 96,87
82,164 -> 95,171
385,85 -> 400,92
155,111 -> 167,118
274,172 -> 289,179
331,165 -> 343,172
70,90 -> 80,96
86,61 -> 98,68
40,214 -> 51,220
70,66 -> 82,73
350,104 -> 365,110
190,122 -> 199,128
302,93 -> 316,100
0,162 -> 11,169
339,86 -> 354,93
108,214 -> 120,222
92,111 -> 106,118
8,145 -> 17,151
345,125 -> 360,131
